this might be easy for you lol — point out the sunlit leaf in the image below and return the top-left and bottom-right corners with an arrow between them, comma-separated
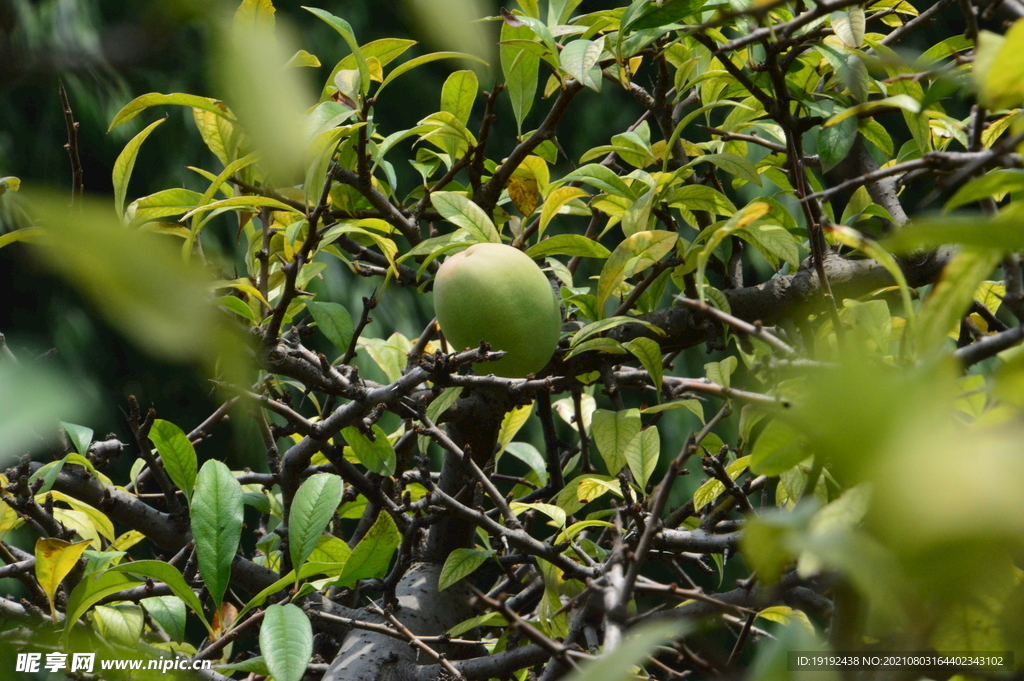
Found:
438,548 -> 495,591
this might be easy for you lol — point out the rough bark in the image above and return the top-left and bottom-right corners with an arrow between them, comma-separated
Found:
319,562 -> 477,681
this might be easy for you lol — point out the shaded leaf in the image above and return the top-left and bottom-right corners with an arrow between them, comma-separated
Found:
307,301 -> 354,354
342,425 -> 397,476
336,511 -> 401,586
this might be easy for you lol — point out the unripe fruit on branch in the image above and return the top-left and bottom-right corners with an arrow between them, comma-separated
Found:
433,243 -> 561,378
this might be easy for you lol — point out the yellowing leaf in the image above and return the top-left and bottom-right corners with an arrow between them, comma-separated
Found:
539,187 -> 589,239
510,502 -> 567,528
35,538 -> 90,622
497,402 -> 534,455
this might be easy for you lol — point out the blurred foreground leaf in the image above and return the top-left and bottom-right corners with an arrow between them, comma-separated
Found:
0,362 -> 87,468
24,191 -> 249,378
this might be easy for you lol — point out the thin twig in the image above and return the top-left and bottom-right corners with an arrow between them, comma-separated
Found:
58,83 -> 83,204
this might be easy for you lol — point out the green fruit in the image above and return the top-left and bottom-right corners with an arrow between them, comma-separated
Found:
434,243 -> 561,378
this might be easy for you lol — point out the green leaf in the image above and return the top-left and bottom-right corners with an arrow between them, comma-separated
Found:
503,442 -> 549,486
572,316 -> 663,346
286,49 -> 321,68
112,117 -> 166,218
944,169 -> 1024,212
695,202 -> 770,303
665,184 -> 736,217
641,399 -> 704,423
302,7 -> 370,96
260,604 -> 313,681
687,153 -> 761,186
336,511 -> 401,587
624,0 -> 705,32
705,356 -> 738,389
108,560 -> 211,633
322,38 -> 417,100
511,501 -> 566,527
526,234 -> 609,260
823,95 -> 921,128
141,596 -> 187,642
916,248 -> 1004,357
180,195 -> 302,223
93,604 -> 145,646
35,538 -> 90,621
64,570 -> 139,645
538,186 -> 590,239
560,36 -> 604,91
109,93 -> 232,131
596,230 -> 678,316
148,420 -> 197,503
0,227 -> 46,250
438,548 -> 495,591
558,164 -> 635,199
449,611 -> 508,637
129,188 -> 204,225
441,70 -> 479,125
288,473 -> 344,580
379,51 -> 489,93
621,187 -> 656,237
307,301 -> 354,354
563,337 -> 628,360
498,402 -> 534,455
233,0 -> 276,33
750,421 -> 809,476
309,534 -> 352,567
217,657 -> 270,676
558,621 -> 689,681
548,0 -> 583,25
818,115 -> 858,173
342,425 -> 397,476
501,21 -> 541,133
427,387 -> 463,423
60,422 -> 93,457
192,108 -> 235,167
625,337 -> 663,395
191,459 -> 243,608
977,24 -> 1024,109
217,295 -> 258,323
739,223 -> 800,270
693,455 -> 750,511
233,556 -> 349,625
625,426 -> 660,490
431,191 -> 501,244
827,225 -> 915,333
591,409 -> 641,476
831,6 -> 866,48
